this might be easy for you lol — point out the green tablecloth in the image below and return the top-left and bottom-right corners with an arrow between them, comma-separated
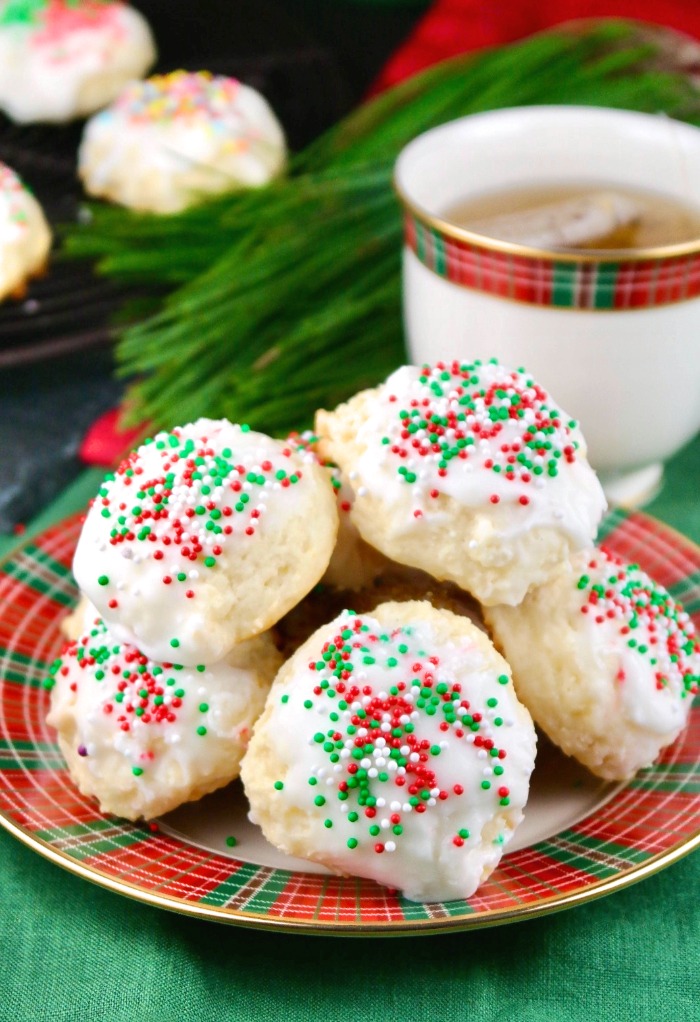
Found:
1,439 -> 699,1021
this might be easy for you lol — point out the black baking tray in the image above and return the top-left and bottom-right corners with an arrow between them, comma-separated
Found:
0,0 -> 425,367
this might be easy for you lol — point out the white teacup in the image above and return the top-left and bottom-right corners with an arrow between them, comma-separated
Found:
394,106 -> 700,504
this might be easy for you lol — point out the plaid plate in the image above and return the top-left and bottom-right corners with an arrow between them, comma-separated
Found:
0,511 -> 697,934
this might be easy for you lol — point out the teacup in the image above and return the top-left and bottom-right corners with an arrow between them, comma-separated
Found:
394,105 -> 700,504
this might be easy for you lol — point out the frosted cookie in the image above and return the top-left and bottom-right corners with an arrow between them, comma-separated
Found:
275,562 -> 483,661
316,359 -> 606,607
0,162 -> 51,300
0,1 -> 156,124
45,617 -> 282,820
483,547 -> 700,780
242,601 -> 536,903
72,418 -> 338,666
78,70 -> 287,213
287,431 -> 391,591
61,593 -> 98,641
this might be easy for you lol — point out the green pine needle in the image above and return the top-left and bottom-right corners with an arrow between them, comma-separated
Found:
62,19 -> 700,436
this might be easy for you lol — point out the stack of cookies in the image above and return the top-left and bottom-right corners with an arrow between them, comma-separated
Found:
46,360 -> 700,903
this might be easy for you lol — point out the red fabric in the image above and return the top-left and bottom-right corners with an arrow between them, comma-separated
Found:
372,0 -> 700,91
79,408 -> 145,466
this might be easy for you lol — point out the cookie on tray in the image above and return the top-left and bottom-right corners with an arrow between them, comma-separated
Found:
78,70 -> 287,213
0,0 -> 156,124
72,418 -> 338,666
46,616 -> 283,820
315,359 -> 606,607
0,162 -> 51,301
483,547 -> 700,780
241,600 -> 537,903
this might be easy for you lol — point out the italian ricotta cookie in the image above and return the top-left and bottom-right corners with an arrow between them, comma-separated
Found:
483,547 -> 700,780
316,359 -> 607,607
72,418 -> 338,666
286,431 -> 391,591
0,162 -> 51,300
241,601 -> 536,903
78,70 -> 287,213
0,0 -> 156,124
45,617 -> 283,820
61,593 -> 98,641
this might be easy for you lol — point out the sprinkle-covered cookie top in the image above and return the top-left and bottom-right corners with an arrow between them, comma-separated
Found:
45,614 -> 278,819
257,606 -> 536,900
109,71 -> 249,129
72,417 -> 334,664
88,419 -> 305,594
0,0 -> 120,34
577,547 -> 699,703
377,358 -> 587,508
45,617 -> 209,777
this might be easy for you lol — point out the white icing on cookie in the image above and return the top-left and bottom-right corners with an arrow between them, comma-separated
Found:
242,601 -> 537,903
78,70 -> 286,212
72,418 -> 338,665
46,615 -> 282,820
0,1 -> 156,123
0,162 -> 51,299
483,547 -> 700,779
316,359 -> 607,605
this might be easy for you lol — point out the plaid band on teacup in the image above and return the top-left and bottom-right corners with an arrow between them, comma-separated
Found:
405,212 -> 700,310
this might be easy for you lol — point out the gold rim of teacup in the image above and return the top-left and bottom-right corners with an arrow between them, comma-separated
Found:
392,176 -> 700,264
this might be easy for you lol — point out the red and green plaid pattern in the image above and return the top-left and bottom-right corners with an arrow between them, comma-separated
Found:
405,212 -> 700,310
0,512 -> 697,934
